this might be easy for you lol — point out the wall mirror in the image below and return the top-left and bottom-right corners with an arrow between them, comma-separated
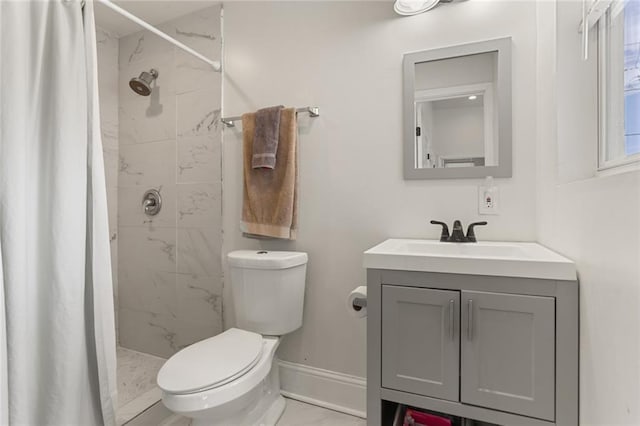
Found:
403,38 -> 512,179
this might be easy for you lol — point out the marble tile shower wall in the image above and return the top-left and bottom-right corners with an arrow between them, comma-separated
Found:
96,26 -> 119,335
117,5 -> 223,358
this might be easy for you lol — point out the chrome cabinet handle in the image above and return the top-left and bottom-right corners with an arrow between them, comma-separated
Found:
449,299 -> 455,341
467,299 -> 474,341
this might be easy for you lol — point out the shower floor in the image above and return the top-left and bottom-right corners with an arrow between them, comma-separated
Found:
116,347 -> 167,425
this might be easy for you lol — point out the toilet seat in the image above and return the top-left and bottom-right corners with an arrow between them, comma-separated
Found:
158,328 -> 263,394
160,335 -> 281,421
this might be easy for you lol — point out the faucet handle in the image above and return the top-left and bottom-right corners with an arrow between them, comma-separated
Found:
466,221 -> 488,243
430,220 -> 450,242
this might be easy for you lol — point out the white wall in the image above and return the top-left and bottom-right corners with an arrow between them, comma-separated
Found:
223,1 -> 539,377
536,2 -> 640,424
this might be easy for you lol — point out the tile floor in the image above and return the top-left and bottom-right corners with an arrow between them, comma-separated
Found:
117,347 -> 167,425
117,347 -> 365,426
160,398 -> 367,426
278,399 -> 366,426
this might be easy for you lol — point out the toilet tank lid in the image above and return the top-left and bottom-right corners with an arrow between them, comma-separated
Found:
228,250 -> 308,270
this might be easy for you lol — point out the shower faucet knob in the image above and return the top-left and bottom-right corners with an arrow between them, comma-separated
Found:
142,189 -> 162,216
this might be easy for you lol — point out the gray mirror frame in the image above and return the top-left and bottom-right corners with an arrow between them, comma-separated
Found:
403,37 -> 512,179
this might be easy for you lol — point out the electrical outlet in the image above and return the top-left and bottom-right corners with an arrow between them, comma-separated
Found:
478,185 -> 500,215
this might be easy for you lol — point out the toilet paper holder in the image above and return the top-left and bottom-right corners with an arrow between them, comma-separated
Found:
347,286 -> 367,318
352,297 -> 367,311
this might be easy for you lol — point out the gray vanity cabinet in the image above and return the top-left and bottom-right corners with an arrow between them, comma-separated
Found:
367,269 -> 579,426
380,287 -> 555,421
381,286 -> 460,401
460,291 -> 555,421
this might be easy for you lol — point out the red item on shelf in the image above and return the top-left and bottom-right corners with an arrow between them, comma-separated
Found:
403,408 -> 452,426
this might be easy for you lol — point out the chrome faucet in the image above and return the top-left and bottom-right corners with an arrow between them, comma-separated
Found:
430,220 -> 487,243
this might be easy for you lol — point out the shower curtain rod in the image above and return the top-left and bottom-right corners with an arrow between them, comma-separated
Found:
95,0 -> 222,72
221,107 -> 320,128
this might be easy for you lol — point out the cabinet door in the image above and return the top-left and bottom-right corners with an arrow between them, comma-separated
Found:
382,285 -> 460,401
461,291 -> 555,421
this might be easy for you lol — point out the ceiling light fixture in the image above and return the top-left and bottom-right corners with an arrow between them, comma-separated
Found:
393,0 -> 441,16
468,95 -> 477,100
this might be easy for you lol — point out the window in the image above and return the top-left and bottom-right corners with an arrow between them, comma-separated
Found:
599,0 -> 640,170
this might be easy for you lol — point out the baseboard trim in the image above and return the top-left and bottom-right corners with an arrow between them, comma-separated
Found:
278,360 -> 367,419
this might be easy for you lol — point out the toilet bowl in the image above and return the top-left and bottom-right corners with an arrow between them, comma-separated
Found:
158,329 -> 283,426
157,251 -> 308,425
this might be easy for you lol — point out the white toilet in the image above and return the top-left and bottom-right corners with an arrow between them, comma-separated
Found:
157,250 -> 308,426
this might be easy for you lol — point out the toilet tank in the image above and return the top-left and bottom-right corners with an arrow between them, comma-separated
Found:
227,250 -> 308,336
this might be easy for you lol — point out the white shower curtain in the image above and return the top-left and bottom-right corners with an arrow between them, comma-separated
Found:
0,0 -> 117,424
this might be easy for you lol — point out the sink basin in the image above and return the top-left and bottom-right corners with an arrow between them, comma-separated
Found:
363,239 -> 576,280
398,240 -> 526,258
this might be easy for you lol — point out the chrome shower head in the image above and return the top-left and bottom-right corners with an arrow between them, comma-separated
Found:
129,69 -> 158,96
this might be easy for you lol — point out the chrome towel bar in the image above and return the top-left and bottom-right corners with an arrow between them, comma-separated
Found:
221,106 -> 320,128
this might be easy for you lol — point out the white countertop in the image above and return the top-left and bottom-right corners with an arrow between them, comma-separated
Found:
363,239 -> 577,281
